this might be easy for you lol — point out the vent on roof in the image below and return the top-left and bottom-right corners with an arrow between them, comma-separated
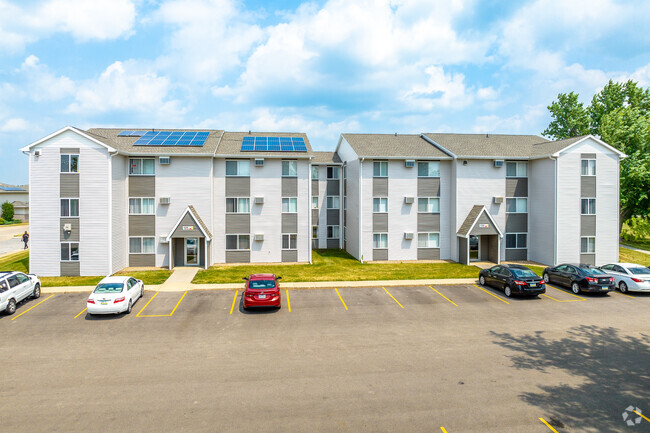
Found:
494,160 -> 504,168
405,160 -> 415,168
159,156 -> 171,165
254,158 -> 264,167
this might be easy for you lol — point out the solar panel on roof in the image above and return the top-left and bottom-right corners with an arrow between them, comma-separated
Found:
240,136 -> 307,152
0,186 -> 25,191
118,130 -> 148,137
132,131 -> 209,146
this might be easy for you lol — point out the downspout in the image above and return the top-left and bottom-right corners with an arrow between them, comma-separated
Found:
339,163 -> 343,250
359,157 -> 364,263
308,157 -> 313,264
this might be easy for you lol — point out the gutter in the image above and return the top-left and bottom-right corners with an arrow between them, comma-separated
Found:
308,156 -> 313,264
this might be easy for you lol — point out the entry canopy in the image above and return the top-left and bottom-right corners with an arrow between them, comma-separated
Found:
166,205 -> 212,242
457,205 -> 503,238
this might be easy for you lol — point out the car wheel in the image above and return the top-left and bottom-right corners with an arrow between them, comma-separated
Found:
126,300 -> 132,314
619,282 -> 628,294
504,286 -> 512,297
571,282 -> 581,294
543,273 -> 550,283
32,283 -> 41,299
5,298 -> 16,315
479,275 -> 486,286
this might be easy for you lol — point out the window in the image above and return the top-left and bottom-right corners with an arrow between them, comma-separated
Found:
226,198 -> 250,213
505,233 -> 527,249
418,197 -> 440,213
344,197 -> 347,210
327,225 -> 340,238
373,233 -> 388,248
129,158 -> 155,175
581,198 -> 596,215
61,154 -> 79,173
343,165 -> 347,179
418,161 -> 440,177
581,159 -> 596,176
327,166 -> 340,179
312,226 -> 318,239
60,198 -> 79,217
61,242 -> 79,261
373,161 -> 388,177
506,162 -> 527,177
226,234 -> 250,250
373,198 -> 388,213
326,196 -> 340,209
282,160 -> 297,177
282,234 -> 297,249
226,160 -> 250,177
129,237 -> 155,254
311,166 -> 319,180
343,227 -> 347,241
506,198 -> 527,213
312,196 -> 318,209
581,237 -> 595,253
418,233 -> 440,248
282,197 -> 297,213
129,198 -> 155,215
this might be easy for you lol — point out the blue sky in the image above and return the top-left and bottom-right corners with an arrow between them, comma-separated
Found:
1,0 -> 649,184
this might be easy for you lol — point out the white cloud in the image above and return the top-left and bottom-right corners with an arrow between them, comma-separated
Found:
19,55 -> 75,101
0,118 -> 29,132
471,104 -> 547,134
402,66 -> 473,110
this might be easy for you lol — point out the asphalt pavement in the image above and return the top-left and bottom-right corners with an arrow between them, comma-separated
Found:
0,224 -> 28,256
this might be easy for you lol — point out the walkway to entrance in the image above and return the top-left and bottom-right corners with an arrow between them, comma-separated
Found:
158,267 -> 200,292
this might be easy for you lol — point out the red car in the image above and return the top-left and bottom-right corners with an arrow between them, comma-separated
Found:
242,274 -> 282,309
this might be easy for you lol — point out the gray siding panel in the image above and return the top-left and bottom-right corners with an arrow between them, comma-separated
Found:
458,238 -> 468,265
327,239 -> 340,249
506,178 -> 528,197
312,240 -> 319,249
505,214 -> 528,232
505,249 -> 528,261
60,148 -> 80,154
581,215 -> 596,236
225,214 -> 250,234
581,176 -> 596,197
60,174 -> 79,197
173,238 -> 184,267
226,177 -> 250,196
327,209 -> 339,225
60,262 -> 80,276
282,177 -> 298,196
373,178 -> 388,196
129,254 -> 155,267
373,213 -> 388,232
282,250 -> 298,262
129,176 -> 155,197
417,213 -> 440,232
373,249 -> 388,260
417,248 -> 440,260
60,218 -> 79,241
326,180 -> 339,195
226,251 -> 250,263
282,213 -> 298,233
580,253 -> 596,265
417,178 -> 441,197
469,213 -> 500,236
311,180 -> 319,195
129,215 -> 155,236
173,213 -> 206,238
312,210 -> 319,224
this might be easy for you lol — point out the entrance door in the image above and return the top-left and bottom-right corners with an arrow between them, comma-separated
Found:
185,238 -> 199,266
469,235 -> 479,261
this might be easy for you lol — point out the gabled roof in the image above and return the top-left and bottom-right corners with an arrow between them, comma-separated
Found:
87,128 -> 223,155
20,126 -> 117,153
456,205 -> 503,238
216,131 -> 313,158
165,205 -> 212,241
312,152 -> 342,164
423,133 -> 550,158
341,133 -> 452,159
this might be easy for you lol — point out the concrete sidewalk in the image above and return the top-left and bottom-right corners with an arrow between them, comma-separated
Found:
620,243 -> 650,255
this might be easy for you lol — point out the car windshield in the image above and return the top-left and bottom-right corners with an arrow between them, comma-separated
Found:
582,267 -> 606,275
629,267 -> 650,275
511,269 -> 537,278
93,283 -> 124,293
249,280 -> 275,289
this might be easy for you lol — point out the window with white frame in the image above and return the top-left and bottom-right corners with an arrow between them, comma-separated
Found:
373,161 -> 388,177
327,196 -> 340,209
282,160 -> 297,177
327,166 -> 340,179
344,197 -> 347,210
226,160 -> 250,176
226,198 -> 250,213
60,198 -> 79,217
418,197 -> 440,213
418,232 -> 440,248
129,237 -> 155,254
373,233 -> 388,248
282,197 -> 297,213
506,162 -> 527,177
581,159 -> 596,176
581,198 -> 596,215
129,158 -> 155,175
129,198 -> 155,215
418,161 -> 440,177
506,198 -> 527,213
312,226 -> 318,239
311,166 -> 319,180
312,196 -> 318,209
505,233 -> 527,249
327,225 -> 340,238
226,234 -> 250,250
61,242 -> 79,261
581,236 -> 595,253
60,154 -> 79,173
282,234 -> 297,249
373,197 -> 388,213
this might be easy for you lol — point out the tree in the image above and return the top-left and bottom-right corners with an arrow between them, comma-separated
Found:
542,92 -> 590,140
1,201 -> 14,221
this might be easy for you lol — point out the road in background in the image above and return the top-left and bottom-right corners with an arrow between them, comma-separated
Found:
0,224 -> 28,256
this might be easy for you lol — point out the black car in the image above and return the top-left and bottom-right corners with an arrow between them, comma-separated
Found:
542,263 -> 615,294
478,264 -> 546,297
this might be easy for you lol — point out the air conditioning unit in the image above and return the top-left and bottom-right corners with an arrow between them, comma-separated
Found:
404,196 -> 414,204
254,233 -> 264,241
159,156 -> 171,165
494,160 -> 504,168
159,236 -> 169,244
405,160 -> 415,168
254,197 -> 264,204
63,223 -> 72,231
404,232 -> 414,240
493,196 -> 504,204
34,149 -> 42,157
254,158 -> 264,167
160,197 -> 171,205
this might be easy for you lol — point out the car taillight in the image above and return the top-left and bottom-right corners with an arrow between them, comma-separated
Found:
586,277 -> 597,283
114,297 -> 125,303
513,280 -> 526,285
539,280 -> 545,284
631,277 -> 643,283
87,299 -> 95,304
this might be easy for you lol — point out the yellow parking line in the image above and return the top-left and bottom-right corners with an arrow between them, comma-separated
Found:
440,427 -> 448,433
135,292 -> 159,317
168,291 -> 187,316
286,289 -> 291,312
616,291 -> 636,299
11,295 -> 54,321
74,308 -> 87,319
547,284 -> 586,301
138,291 -> 187,317
229,290 -> 238,314
429,286 -> 458,306
473,284 -> 509,304
540,293 -> 585,303
634,410 -> 650,423
539,418 -> 559,432
382,287 -> 404,308
335,288 -> 348,310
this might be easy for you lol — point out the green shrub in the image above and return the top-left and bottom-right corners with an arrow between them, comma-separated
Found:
1,202 -> 14,221
621,217 -> 650,242
0,217 -> 5,224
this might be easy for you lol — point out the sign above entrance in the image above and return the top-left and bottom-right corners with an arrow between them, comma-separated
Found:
183,226 -> 195,231
479,224 -> 489,228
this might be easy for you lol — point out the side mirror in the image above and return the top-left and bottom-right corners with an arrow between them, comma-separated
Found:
242,277 -> 248,281
276,276 -> 282,280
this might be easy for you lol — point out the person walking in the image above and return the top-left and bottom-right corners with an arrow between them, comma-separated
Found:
21,231 -> 29,249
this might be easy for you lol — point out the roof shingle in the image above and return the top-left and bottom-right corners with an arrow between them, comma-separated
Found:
342,134 -> 451,158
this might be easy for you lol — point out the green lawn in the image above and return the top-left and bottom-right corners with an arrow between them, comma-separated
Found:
619,247 -> 650,267
621,240 -> 650,251
193,249 -> 481,284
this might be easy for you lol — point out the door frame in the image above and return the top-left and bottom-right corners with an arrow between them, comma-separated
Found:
469,235 -> 480,262
184,237 -> 200,266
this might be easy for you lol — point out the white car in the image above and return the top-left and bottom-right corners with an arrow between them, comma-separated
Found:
600,263 -> 650,293
0,271 -> 41,315
87,276 -> 144,315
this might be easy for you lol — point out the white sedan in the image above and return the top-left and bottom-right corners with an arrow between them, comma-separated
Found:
600,263 -> 650,293
0,271 -> 41,315
87,276 -> 144,315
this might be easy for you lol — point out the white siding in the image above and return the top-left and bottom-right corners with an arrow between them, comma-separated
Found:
250,159 -> 282,262
111,155 -> 127,273
528,158 -> 556,265
361,160 -> 374,261
316,168 -> 327,249
387,159 -> 417,260
212,160 -> 226,264
439,160 -> 452,260
595,152 -> 620,264
336,137 -> 361,260
555,152 -> 581,264
296,160 -> 310,262
0,192 -> 29,205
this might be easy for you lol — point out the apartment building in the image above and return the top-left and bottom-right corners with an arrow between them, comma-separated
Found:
311,152 -> 344,250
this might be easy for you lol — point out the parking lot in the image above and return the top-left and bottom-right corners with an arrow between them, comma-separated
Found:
1,283 -> 649,433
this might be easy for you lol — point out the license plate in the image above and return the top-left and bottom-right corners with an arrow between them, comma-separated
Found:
258,294 -> 266,299
100,302 -> 108,305
601,286 -> 609,290
530,283 -> 536,287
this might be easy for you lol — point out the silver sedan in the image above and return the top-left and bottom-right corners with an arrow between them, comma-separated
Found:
600,263 -> 650,293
